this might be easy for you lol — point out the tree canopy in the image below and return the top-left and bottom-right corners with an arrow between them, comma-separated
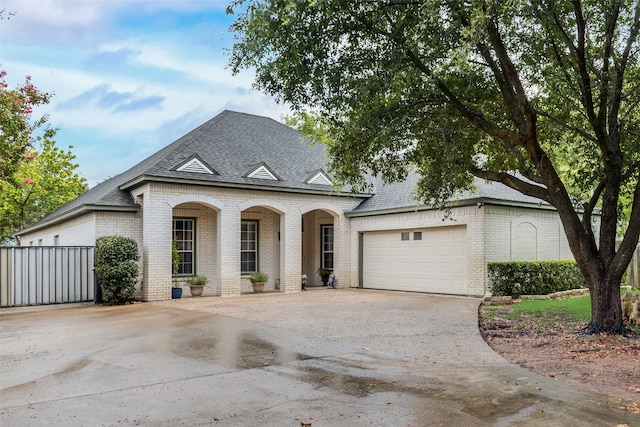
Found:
229,0 -> 640,333
1,70 -> 52,185
0,70 -> 87,244
0,135 -> 87,244
282,110 -> 333,146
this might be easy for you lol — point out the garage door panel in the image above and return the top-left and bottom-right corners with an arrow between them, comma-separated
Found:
363,226 -> 468,294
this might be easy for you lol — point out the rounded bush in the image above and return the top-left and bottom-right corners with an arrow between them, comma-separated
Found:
95,236 -> 140,305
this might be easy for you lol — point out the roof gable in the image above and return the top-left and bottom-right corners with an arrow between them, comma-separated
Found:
173,155 -> 217,175
245,162 -> 280,181
305,170 -> 332,186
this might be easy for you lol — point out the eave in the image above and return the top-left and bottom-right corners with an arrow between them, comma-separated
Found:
345,197 -> 558,218
119,174 -> 373,199
14,204 -> 140,237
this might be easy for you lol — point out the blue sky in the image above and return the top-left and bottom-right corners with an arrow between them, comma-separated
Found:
1,0 -> 290,187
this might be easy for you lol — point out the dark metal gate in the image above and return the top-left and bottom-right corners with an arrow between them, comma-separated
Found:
0,246 -> 95,307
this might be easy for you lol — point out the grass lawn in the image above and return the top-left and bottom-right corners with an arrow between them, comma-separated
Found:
482,288 -> 640,334
515,296 -> 592,320
479,288 -> 640,408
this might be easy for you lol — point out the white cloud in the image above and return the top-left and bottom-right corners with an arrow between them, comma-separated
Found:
1,0 -> 291,187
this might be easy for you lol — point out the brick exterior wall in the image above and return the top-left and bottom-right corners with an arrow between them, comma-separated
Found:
19,213 -> 97,246
483,205 -> 574,262
18,182 -> 581,301
349,204 -> 577,296
126,183 -> 360,301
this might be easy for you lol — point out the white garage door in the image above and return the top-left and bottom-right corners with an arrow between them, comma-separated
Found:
362,225 -> 468,294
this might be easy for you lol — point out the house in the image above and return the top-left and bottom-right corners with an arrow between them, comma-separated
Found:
16,110 -> 578,300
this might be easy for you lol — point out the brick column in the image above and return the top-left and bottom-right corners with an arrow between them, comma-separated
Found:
280,212 -> 302,293
333,213 -> 350,288
218,206 -> 241,296
140,189 -> 172,301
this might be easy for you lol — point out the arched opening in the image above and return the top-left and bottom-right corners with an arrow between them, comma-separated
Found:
171,200 -> 220,296
301,208 -> 339,287
239,202 -> 285,293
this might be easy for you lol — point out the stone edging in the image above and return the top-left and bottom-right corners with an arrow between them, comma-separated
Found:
482,288 -> 590,305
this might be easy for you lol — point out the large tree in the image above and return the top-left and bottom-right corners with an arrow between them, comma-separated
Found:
228,0 -> 640,333
1,69 -> 52,185
0,70 -> 87,244
0,134 -> 87,244
282,110 -> 333,145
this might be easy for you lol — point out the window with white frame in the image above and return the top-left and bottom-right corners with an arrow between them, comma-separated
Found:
173,218 -> 195,275
241,220 -> 258,273
321,225 -> 334,270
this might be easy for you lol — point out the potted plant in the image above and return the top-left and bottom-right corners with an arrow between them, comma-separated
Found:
249,271 -> 269,293
171,239 -> 182,299
185,274 -> 207,297
317,267 -> 330,286
172,281 -> 183,299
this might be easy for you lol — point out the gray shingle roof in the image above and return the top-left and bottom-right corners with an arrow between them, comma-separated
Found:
348,173 -> 548,215
120,110 -> 343,191
20,110 -> 361,234
18,110 -> 551,235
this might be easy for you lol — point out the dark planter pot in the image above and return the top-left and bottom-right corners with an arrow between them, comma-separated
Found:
172,288 -> 182,299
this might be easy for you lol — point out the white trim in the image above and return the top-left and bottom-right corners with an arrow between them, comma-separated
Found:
167,194 -> 224,210
307,171 -> 332,186
299,202 -> 341,216
175,157 -> 216,174
247,164 -> 278,180
238,198 -> 287,214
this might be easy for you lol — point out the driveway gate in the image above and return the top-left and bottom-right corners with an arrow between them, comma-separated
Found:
0,246 -> 95,307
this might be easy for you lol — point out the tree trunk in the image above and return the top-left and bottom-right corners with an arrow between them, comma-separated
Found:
588,276 -> 624,334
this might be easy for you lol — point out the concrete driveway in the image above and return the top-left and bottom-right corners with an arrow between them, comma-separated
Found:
0,289 -> 635,426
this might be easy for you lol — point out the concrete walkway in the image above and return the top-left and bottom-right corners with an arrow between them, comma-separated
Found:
0,289 -> 635,426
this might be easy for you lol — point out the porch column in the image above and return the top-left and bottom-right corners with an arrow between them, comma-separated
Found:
280,212 -> 302,293
218,205 -> 241,296
140,189 -> 172,301
333,213 -> 350,288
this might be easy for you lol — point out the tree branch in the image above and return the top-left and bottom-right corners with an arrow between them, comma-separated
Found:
537,110 -> 599,143
470,168 -> 551,202
404,50 -> 523,146
581,179 -> 606,234
483,15 -> 537,140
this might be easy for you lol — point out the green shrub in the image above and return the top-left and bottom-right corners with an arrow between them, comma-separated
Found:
488,261 -> 587,297
185,274 -> 207,286
249,271 -> 269,283
95,236 -> 140,305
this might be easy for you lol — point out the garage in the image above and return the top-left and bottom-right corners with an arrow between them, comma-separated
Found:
362,225 -> 468,294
